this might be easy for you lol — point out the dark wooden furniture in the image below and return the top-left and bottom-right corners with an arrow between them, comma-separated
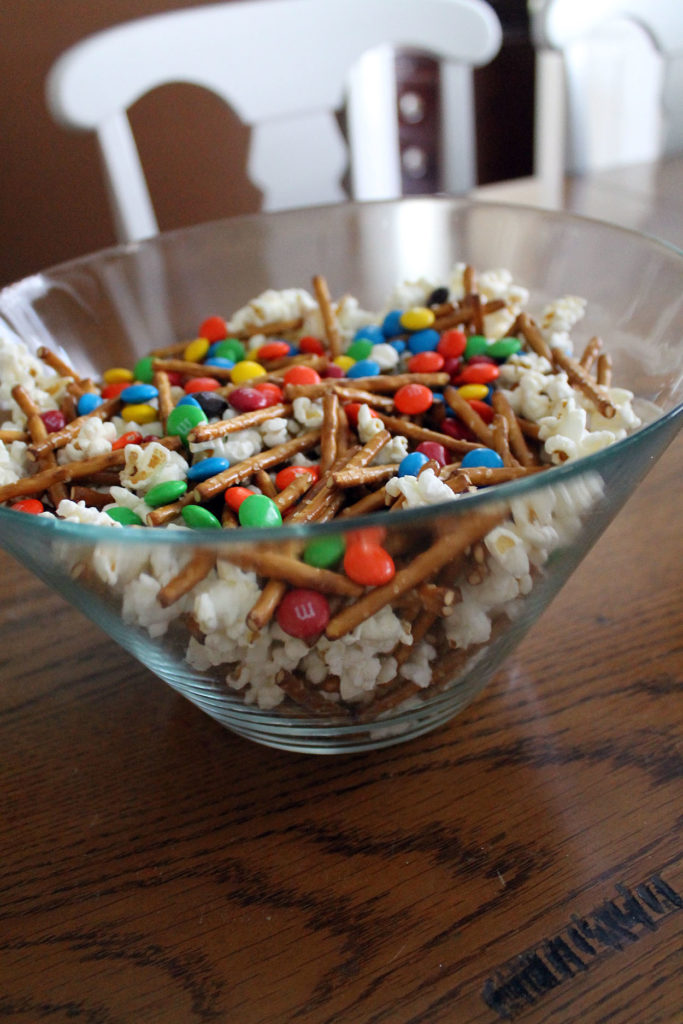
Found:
0,161 -> 681,1022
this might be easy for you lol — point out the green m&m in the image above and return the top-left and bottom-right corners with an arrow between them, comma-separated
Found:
181,504 -> 222,529
145,480 -> 188,508
212,337 -> 245,362
303,534 -> 346,569
106,506 -> 144,526
463,334 -> 489,359
166,403 -> 208,442
238,493 -> 282,528
486,336 -> 522,359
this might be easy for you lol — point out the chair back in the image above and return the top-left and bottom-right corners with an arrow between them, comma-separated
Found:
533,0 -> 683,176
47,0 -> 502,242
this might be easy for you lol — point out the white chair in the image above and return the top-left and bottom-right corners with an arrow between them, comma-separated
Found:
46,0 -> 502,244
530,0 -> 683,193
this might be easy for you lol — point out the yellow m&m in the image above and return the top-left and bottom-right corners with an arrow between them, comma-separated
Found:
333,355 -> 355,373
400,307 -> 435,331
230,360 -> 267,384
120,403 -> 159,424
183,337 -> 211,363
456,383 -> 489,401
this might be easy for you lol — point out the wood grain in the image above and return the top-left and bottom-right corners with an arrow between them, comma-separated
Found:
1,157 -> 682,1024
0,433 -> 680,1023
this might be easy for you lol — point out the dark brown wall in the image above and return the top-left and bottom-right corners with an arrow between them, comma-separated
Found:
0,0 -> 260,288
0,0 -> 533,289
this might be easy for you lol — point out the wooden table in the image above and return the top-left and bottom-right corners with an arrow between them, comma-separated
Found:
1,163 -> 681,1023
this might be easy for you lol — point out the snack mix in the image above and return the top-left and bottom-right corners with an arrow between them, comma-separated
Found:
0,264 -> 642,719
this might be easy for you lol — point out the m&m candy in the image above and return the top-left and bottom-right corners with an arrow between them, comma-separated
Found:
276,588 -> 330,638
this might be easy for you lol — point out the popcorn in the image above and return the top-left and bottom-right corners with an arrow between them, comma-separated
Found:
0,438 -> 30,484
59,416 -> 117,463
0,263 -> 646,723
385,467 -> 457,508
120,442 -> 189,493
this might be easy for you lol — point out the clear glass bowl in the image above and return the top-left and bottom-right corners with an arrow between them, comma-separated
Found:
0,199 -> 681,753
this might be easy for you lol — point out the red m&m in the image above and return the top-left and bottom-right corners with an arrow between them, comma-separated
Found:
198,315 -> 228,341
276,588 -> 330,638
407,350 -> 445,373
283,365 -> 321,386
437,329 -> 467,358
344,543 -> 395,586
394,383 -> 433,415
10,498 -> 44,514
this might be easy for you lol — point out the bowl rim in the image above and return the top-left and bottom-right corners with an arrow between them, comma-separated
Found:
0,196 -> 681,546
1,196 -> 681,288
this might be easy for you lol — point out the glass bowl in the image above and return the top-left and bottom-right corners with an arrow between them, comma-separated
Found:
0,199 -> 681,753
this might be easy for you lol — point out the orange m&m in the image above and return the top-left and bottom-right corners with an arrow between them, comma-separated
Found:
394,383 -> 433,415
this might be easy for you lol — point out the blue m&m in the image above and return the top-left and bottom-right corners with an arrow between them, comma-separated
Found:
461,448 -> 505,469
398,451 -> 431,477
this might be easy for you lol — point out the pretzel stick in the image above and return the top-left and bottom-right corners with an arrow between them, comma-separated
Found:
276,672 -> 348,717
193,429 -> 321,502
157,549 -> 217,608
67,377 -> 99,399
247,580 -> 287,632
432,298 -> 506,332
10,385 -> 69,508
28,397 -> 121,457
469,292 -> 484,335
187,404 -> 292,442
335,399 -> 354,454
340,487 -> 388,517
339,429 -> 391,470
579,335 -> 603,371
69,486 -> 113,509
60,391 -> 78,422
491,412 -> 519,468
444,465 -> 546,488
37,346 -> 82,381
224,548 -> 363,597
413,582 -> 460,617
374,410 -> 483,453
325,509 -> 503,639
145,491 -> 200,526
312,274 -> 341,360
517,417 -> 541,440
596,353 -> 612,388
275,445 -> 361,525
333,387 -> 394,410
151,358 -> 234,380
274,471 -> 315,513
443,386 -> 494,445
491,391 -> 537,467
330,372 -> 451,394
551,347 -> 616,418
320,391 -> 339,474
517,313 -> 553,362
283,382 -> 394,410
0,430 -> 28,442
332,463 -> 400,489
222,504 -> 239,528
253,467 -> 278,499
0,449 -> 127,502
463,264 -> 477,295
153,369 -> 174,432
235,317 -> 304,340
